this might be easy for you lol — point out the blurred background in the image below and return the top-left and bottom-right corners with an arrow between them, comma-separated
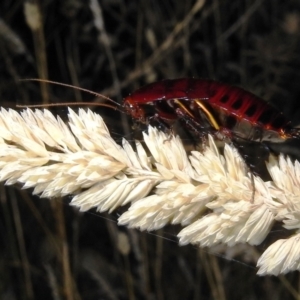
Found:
1,0 -> 300,299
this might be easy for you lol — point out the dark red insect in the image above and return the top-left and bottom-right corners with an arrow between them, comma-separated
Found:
123,78 -> 299,143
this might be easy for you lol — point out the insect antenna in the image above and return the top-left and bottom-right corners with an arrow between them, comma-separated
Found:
17,78 -> 122,112
16,101 -> 119,111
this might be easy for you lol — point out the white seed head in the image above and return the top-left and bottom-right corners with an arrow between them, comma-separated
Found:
0,107 -> 299,276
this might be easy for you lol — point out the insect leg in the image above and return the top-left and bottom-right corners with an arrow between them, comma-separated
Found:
145,114 -> 178,144
194,99 -> 220,131
231,135 -> 274,202
173,99 -> 217,134
175,107 -> 216,147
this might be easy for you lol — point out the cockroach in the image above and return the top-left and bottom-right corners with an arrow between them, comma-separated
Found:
18,78 -> 300,177
123,78 -> 299,143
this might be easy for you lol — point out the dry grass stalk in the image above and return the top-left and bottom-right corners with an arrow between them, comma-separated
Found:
0,107 -> 300,276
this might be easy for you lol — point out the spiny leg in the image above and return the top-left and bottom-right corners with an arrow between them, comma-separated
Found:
175,107 -> 215,147
231,135 -> 273,202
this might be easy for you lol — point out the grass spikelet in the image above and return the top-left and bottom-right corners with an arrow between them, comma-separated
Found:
1,107 -> 300,276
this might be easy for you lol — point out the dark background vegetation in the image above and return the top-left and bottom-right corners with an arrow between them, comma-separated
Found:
1,0 -> 300,299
